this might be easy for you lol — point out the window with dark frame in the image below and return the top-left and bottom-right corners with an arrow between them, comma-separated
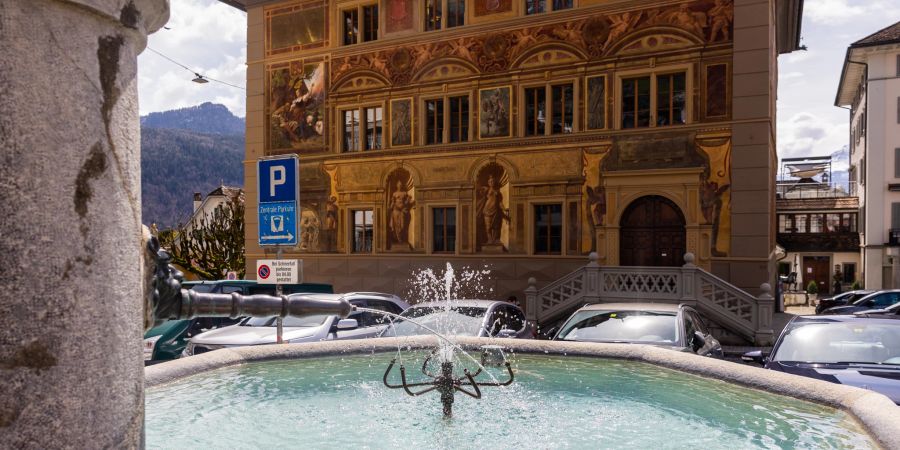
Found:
425,99 -> 444,144
426,96 -> 469,144
534,204 -> 562,254
551,84 -> 574,134
621,76 -> 650,129
364,107 -> 382,150
524,87 -> 546,136
552,0 -> 573,10
449,96 -> 469,143
342,109 -> 360,152
432,207 -> 457,253
779,213 -> 857,233
343,9 -> 358,45
447,0 -> 465,28
525,0 -> 546,14
352,210 -> 374,253
656,72 -> 686,126
425,0 -> 442,31
362,5 -> 378,42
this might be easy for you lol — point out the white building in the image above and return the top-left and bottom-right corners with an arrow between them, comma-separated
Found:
835,21 -> 900,289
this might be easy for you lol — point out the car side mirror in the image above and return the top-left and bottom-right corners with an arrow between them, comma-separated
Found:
741,350 -> 767,365
544,326 -> 559,339
691,331 -> 706,352
336,318 -> 358,330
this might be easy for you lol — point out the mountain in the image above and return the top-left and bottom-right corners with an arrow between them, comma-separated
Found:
140,102 -> 245,136
141,103 -> 245,228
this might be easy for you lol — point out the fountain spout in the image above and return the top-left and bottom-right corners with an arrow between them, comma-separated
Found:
145,236 -> 352,328
383,350 -> 514,417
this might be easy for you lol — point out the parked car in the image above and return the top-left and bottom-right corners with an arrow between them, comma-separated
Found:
822,290 -> 900,315
552,303 -> 723,358
143,280 -> 334,362
183,292 -> 410,356
379,300 -> 534,338
742,315 -> 900,404
815,290 -> 876,314
855,301 -> 900,317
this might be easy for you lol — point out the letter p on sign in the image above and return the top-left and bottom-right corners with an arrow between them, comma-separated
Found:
270,166 -> 285,197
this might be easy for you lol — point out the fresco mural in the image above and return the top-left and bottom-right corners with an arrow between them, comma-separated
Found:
385,0 -> 415,34
386,168 -> 416,251
475,163 -> 510,251
475,0 -> 512,16
269,60 -> 327,151
697,137 -> 732,256
479,87 -> 510,139
267,2 -> 326,53
586,76 -> 606,130
582,149 -> 611,253
390,99 -> 412,146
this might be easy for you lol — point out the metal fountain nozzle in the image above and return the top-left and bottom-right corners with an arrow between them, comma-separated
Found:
383,349 -> 514,417
145,236 -> 352,329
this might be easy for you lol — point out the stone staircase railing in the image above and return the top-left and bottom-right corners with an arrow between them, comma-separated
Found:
524,253 -> 775,345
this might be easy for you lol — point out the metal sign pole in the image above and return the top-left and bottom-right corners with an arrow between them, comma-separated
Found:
276,246 -> 283,344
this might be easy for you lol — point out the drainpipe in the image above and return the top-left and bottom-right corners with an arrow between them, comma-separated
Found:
0,1 -> 168,448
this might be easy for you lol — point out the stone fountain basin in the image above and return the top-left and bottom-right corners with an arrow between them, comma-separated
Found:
145,337 -> 900,448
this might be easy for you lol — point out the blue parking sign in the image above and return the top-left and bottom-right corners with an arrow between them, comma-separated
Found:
257,156 -> 299,246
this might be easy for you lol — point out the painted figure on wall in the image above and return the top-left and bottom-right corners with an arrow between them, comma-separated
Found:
480,87 -> 510,138
586,186 -> 606,227
587,76 -> 606,130
708,0 -> 733,42
323,196 -> 338,250
299,210 -> 321,252
391,99 -> 412,146
697,137 -> 733,257
386,169 -> 415,250
389,180 -> 415,247
270,61 -> 327,150
475,163 -> 510,250
479,175 -> 505,244
385,0 -> 414,33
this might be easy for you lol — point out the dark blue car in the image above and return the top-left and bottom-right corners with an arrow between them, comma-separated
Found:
823,290 -> 900,315
743,315 -> 900,405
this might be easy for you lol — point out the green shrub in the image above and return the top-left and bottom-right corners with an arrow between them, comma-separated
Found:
851,280 -> 862,290
806,281 -> 819,295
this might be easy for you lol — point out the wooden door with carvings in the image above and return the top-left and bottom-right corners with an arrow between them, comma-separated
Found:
620,196 -> 686,267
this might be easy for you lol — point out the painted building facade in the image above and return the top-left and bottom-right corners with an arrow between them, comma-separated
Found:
836,21 -> 900,290
222,0 -> 802,305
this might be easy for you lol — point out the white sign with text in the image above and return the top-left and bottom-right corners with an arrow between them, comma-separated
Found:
256,259 -> 302,284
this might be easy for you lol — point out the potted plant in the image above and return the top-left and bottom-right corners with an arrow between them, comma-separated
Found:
806,280 -> 818,305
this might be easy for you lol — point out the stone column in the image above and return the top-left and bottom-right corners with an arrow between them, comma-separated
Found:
0,1 -> 168,448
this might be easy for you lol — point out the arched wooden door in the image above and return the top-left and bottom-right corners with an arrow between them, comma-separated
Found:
619,196 -> 686,266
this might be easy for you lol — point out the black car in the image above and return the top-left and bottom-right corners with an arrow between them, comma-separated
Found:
743,315 -> 900,404
856,302 -> 900,317
815,290 -> 875,314
823,290 -> 900,315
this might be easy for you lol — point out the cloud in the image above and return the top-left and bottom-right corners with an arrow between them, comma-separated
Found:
137,0 -> 246,117
804,0 -> 865,25
777,112 -> 848,161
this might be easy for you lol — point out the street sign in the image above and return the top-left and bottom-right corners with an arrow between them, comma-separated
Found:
256,259 -> 302,284
258,156 -> 299,246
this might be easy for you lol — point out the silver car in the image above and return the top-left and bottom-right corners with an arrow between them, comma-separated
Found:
183,292 -> 410,356
553,303 -> 723,357
380,300 -> 535,339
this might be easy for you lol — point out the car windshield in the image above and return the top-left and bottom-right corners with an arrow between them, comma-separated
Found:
241,314 -> 331,327
773,321 -> 900,365
556,310 -> 678,344
386,306 -> 488,336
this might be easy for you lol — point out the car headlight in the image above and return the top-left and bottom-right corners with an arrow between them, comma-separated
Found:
143,335 -> 162,360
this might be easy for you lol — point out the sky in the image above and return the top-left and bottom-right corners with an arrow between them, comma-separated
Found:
138,0 -> 900,170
